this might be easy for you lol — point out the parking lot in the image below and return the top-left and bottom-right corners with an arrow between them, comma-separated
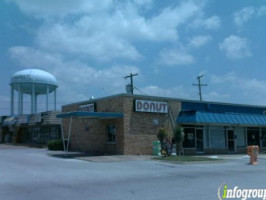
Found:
0,144 -> 265,200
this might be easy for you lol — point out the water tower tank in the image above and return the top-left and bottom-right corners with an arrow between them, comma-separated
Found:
10,69 -> 58,115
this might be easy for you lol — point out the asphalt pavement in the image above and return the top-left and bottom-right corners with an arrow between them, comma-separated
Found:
0,144 -> 265,200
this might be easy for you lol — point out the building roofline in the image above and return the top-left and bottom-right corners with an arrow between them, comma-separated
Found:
62,93 -> 127,108
62,93 -> 266,109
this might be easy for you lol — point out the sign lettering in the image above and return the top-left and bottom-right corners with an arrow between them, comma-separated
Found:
135,100 -> 168,113
79,103 -> 95,112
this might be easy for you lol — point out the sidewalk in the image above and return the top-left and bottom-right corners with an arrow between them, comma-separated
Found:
47,150 -> 154,162
48,149 -> 266,162
200,154 -> 266,160
77,155 -> 154,162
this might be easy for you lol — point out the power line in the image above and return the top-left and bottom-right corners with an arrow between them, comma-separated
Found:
193,74 -> 207,101
133,86 -> 149,96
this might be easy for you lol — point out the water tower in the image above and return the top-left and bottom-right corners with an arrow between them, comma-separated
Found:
10,69 -> 58,115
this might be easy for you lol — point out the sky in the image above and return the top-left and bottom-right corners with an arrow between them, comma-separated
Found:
1,0 -> 266,115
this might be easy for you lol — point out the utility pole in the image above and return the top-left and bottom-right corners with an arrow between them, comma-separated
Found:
124,73 -> 138,94
193,74 -> 207,101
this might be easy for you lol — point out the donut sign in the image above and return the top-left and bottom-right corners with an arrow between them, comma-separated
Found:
135,100 -> 168,113
79,103 -> 95,112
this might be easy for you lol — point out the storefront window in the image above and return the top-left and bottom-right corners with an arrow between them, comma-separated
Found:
209,126 -> 226,149
25,126 -> 60,144
183,127 -> 195,148
235,127 -> 245,147
247,127 -> 260,146
106,125 -> 116,143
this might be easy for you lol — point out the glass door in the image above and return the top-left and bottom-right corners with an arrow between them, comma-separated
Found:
196,129 -> 204,152
227,130 -> 235,152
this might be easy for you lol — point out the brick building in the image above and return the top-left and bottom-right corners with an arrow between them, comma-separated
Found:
58,93 -> 266,155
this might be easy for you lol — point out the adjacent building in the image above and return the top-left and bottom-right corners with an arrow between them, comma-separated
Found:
0,111 -> 62,144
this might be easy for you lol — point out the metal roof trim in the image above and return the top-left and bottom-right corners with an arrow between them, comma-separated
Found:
177,111 -> 266,126
57,111 -> 123,119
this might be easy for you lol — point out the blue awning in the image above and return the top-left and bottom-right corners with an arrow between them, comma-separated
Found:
177,111 -> 266,126
57,111 -> 123,119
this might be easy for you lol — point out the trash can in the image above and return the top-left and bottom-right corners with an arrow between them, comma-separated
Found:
247,145 -> 259,165
152,141 -> 161,156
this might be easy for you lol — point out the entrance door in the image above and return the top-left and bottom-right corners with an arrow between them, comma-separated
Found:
196,129 -> 204,152
227,130 -> 235,152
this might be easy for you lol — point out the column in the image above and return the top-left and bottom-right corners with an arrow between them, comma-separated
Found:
31,83 -> 35,114
10,87 -> 14,116
35,95 -> 37,113
18,84 -> 21,115
21,93 -> 23,115
46,85 -> 49,111
54,88 -> 57,111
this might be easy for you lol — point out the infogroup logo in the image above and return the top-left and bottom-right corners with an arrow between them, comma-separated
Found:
217,184 -> 266,200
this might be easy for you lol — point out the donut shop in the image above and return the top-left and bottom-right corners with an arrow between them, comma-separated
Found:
57,93 -> 266,155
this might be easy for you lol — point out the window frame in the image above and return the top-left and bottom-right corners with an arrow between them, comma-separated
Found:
182,126 -> 196,149
106,125 -> 116,144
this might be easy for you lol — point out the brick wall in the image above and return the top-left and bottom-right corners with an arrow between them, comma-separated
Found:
62,94 -> 181,155
122,96 -> 181,155
62,96 -> 125,155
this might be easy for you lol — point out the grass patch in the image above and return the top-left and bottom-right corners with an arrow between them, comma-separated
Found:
153,155 -> 222,162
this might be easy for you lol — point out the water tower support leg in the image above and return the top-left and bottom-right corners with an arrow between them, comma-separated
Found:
54,89 -> 57,111
18,85 -> 21,115
35,95 -> 37,113
46,85 -> 49,111
31,83 -> 35,114
21,93 -> 23,114
10,87 -> 14,116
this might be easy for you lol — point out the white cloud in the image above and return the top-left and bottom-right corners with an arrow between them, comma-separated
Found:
139,85 -> 195,99
210,72 -> 237,84
7,0 -> 218,62
187,35 -> 211,48
157,35 -> 211,67
30,1 -> 200,61
7,0 -> 112,18
190,15 -> 221,30
219,35 -> 251,60
157,49 -> 194,66
203,91 -> 229,102
233,7 -> 255,27
257,6 -> 266,16
233,6 -> 266,29
203,16 -> 221,29
9,46 -> 62,67
138,84 -> 230,103
209,72 -> 266,105
147,1 -> 201,41
36,22 -> 142,61
133,0 -> 153,8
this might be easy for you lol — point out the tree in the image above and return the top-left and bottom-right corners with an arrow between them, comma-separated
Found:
174,126 -> 184,156
157,128 -> 169,156
157,128 -> 167,143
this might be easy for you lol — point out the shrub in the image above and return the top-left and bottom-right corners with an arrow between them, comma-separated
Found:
157,128 -> 171,156
174,126 -> 184,156
157,128 -> 168,144
48,139 -> 64,151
